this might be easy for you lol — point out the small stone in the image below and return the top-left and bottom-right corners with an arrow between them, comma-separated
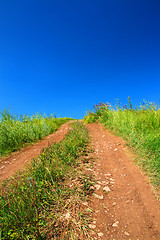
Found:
104,173 -> 112,176
112,221 -> 119,227
65,212 -> 70,220
93,193 -> 104,200
97,181 -> 102,185
110,182 -> 115,184
0,166 -> 5,169
89,224 -> 96,229
102,181 -> 109,185
97,232 -> 104,237
87,168 -> 93,171
93,220 -> 96,224
109,178 -> 115,181
103,186 -> 111,192
94,184 -> 101,190
114,149 -> 118,151
112,202 -> 116,206
124,231 -> 130,236
82,202 -> 88,206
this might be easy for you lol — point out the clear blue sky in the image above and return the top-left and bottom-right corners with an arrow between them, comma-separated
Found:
0,0 -> 160,119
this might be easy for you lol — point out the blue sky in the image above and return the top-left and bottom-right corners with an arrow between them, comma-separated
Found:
0,0 -> 160,118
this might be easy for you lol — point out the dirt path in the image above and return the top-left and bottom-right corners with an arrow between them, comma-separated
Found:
0,122 -> 71,181
1,121 -> 160,239
87,123 -> 160,240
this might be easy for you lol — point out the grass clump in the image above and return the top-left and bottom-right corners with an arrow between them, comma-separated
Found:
83,103 -> 105,124
84,99 -> 160,188
0,122 -> 94,239
0,110 -> 71,157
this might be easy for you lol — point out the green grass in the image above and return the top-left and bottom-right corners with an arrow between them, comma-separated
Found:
0,110 -> 71,157
0,122 -> 94,239
84,100 -> 160,188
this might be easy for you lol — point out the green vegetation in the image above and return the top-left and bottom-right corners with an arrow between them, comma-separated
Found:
0,122 -> 94,239
0,110 -> 71,157
84,100 -> 160,187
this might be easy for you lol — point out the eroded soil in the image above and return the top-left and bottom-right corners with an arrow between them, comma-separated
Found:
0,122 -> 160,239
86,123 -> 160,240
0,122 -> 71,181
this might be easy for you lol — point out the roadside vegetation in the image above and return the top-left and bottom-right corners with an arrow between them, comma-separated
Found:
84,98 -> 160,188
0,122 -> 94,239
0,110 -> 71,157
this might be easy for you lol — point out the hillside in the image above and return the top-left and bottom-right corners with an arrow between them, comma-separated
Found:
0,118 -> 160,239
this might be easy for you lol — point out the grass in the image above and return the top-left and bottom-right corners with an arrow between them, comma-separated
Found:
0,122 -> 94,239
84,99 -> 160,188
0,110 -> 71,157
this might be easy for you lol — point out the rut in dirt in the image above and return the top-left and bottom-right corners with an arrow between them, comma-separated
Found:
86,123 -> 160,240
0,121 -> 160,239
0,122 -> 71,181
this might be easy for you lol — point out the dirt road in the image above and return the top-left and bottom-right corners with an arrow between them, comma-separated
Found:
0,122 -> 71,181
87,123 -> 160,240
0,122 -> 160,239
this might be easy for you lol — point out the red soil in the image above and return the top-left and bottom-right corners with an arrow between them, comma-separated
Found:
86,123 -> 160,240
1,121 -> 160,239
0,122 -> 71,181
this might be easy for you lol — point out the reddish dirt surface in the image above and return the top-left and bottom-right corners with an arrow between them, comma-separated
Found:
1,121 -> 160,239
0,122 -> 71,181
86,123 -> 160,240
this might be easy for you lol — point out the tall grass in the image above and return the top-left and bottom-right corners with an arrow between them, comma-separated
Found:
84,100 -> 160,187
0,122 -> 93,239
0,110 -> 71,157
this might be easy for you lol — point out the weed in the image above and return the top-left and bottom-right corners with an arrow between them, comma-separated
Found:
84,100 -> 160,188
0,110 -> 71,157
0,122 -> 94,239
